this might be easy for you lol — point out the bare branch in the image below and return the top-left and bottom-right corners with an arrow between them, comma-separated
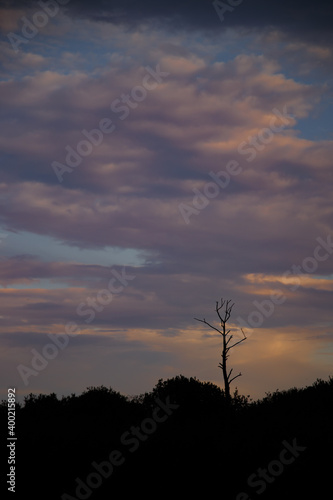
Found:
216,300 -> 225,324
216,299 -> 235,327
195,297 -> 247,403
228,337 -> 247,350
225,300 -> 234,320
194,317 -> 223,336
226,335 -> 233,346
229,372 -> 242,384
216,298 -> 226,312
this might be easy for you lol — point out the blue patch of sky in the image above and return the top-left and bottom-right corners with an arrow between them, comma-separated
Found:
8,16 -> 332,142
294,99 -> 333,141
210,32 -> 333,142
0,230 -> 145,267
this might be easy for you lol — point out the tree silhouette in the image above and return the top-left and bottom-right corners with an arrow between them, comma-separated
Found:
2,376 -> 333,498
195,298 -> 247,403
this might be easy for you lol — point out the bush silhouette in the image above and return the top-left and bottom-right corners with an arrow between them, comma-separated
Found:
2,376 -> 332,499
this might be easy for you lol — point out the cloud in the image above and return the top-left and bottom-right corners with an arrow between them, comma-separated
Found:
0,1 -> 332,400
244,273 -> 333,292
0,329 -> 148,349
2,1 -> 333,48
0,50 -> 326,197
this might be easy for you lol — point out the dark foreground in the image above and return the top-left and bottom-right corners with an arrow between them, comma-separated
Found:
1,375 -> 332,499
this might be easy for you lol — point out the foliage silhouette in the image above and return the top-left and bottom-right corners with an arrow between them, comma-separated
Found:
1,375 -> 332,499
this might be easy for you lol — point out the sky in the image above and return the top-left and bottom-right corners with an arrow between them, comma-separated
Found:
0,0 -> 332,402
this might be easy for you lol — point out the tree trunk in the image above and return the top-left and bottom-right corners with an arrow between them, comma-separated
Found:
222,322 -> 231,403
194,298 -> 247,406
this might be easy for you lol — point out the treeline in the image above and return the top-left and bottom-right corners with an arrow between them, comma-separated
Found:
1,375 -> 332,499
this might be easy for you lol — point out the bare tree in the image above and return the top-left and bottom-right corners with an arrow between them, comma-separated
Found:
194,298 -> 247,403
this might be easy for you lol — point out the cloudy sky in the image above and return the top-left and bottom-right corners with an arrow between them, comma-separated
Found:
1,0 -> 332,401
